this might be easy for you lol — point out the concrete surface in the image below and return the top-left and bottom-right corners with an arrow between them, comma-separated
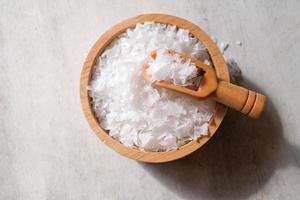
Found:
1,0 -> 300,199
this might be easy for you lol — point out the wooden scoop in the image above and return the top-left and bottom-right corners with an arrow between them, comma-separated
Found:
142,49 -> 266,119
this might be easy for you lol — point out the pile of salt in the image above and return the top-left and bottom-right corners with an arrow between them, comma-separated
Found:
147,48 -> 200,87
88,22 -> 216,151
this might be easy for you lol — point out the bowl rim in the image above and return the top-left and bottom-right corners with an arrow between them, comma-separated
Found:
80,13 -> 230,163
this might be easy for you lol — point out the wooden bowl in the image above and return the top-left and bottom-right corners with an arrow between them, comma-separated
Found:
80,14 -> 230,163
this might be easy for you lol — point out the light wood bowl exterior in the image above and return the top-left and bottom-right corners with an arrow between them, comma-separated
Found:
80,14 -> 230,163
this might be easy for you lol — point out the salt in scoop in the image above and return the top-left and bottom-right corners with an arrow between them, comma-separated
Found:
142,49 -> 266,118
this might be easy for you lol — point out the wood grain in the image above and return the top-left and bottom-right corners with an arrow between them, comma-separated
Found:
80,13 -> 230,163
213,81 -> 266,118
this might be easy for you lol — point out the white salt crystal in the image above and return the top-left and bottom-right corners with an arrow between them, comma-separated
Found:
88,22 -> 218,152
193,123 -> 209,139
218,42 -> 229,53
211,36 -> 218,44
204,59 -> 211,65
236,40 -> 242,46
158,133 -> 177,151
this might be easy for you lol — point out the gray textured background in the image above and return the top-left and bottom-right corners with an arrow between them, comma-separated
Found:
1,0 -> 300,199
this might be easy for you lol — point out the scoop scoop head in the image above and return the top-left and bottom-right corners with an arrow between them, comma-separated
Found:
142,49 -> 218,98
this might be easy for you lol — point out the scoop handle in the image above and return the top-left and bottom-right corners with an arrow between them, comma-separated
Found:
212,81 -> 266,118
